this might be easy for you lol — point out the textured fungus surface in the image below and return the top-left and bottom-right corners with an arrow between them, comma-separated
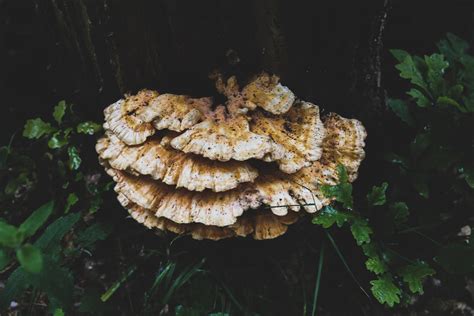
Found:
96,133 -> 258,192
250,101 -> 325,173
97,73 -> 367,240
170,112 -> 285,162
242,73 -> 296,114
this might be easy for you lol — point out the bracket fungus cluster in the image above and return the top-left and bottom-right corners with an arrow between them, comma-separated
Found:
96,73 -> 367,240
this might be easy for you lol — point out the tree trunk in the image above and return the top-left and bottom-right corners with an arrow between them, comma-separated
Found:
1,0 -> 472,141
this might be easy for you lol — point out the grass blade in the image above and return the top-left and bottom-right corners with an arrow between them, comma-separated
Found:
161,259 -> 205,305
311,242 -> 325,316
101,265 -> 137,302
325,231 -> 371,301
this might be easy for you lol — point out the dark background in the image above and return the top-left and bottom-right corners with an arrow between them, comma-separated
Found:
1,0 -> 472,141
1,1 -> 473,315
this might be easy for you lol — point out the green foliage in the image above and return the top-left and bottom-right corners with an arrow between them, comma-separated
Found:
424,54 -> 449,94
389,202 -> 409,227
464,166 -> 474,188
48,132 -> 68,149
16,244 -> 43,273
365,256 -> 387,275
370,275 -> 401,307
0,201 -> 55,275
321,165 -> 353,209
146,259 -> 205,308
23,118 -> 55,139
64,192 -> 79,213
350,218 -> 373,245
34,213 -> 80,252
398,262 -> 435,294
311,205 -> 350,228
313,156 -> 442,306
67,146 -> 82,170
77,121 -> 102,135
392,52 -> 427,91
18,201 -> 54,238
0,221 -> 22,247
0,99 -> 107,313
387,99 -> 415,125
53,308 -> 65,316
53,101 -> 67,125
366,182 -> 388,206
0,213 -> 81,309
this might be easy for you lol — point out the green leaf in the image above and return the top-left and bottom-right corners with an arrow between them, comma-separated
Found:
312,205 -> 350,228
16,244 -> 43,274
424,53 -> 449,95
350,218 -> 373,245
390,49 -> 410,63
53,100 -> 66,124
65,193 -> 79,213
365,256 -> 388,275
53,308 -> 65,316
361,243 -> 377,258
437,96 -> 466,112
77,121 -> 102,135
0,266 -> 31,309
367,182 -> 388,206
436,243 -> 474,274
0,221 -> 22,247
448,84 -> 464,99
23,118 -> 55,139
437,33 -> 469,62
89,194 -> 103,214
1,255 -> 74,309
321,165 -> 353,209
48,132 -> 68,149
336,164 -> 349,183
464,167 -> 474,189
387,99 -> 415,126
407,88 -> 431,107
0,249 -> 10,270
35,213 -> 81,252
67,146 -> 82,170
321,183 -> 353,209
370,274 -> 401,307
398,261 -> 435,294
389,202 -> 409,227
76,222 -> 112,248
34,256 -> 75,309
0,146 -> 9,170
19,201 -> 54,238
4,172 -> 33,197
395,55 -> 428,91
101,265 -> 137,302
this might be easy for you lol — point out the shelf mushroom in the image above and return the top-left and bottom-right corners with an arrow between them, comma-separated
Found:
96,73 -> 367,240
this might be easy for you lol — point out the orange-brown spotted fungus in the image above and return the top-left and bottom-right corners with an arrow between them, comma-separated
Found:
96,73 -> 367,240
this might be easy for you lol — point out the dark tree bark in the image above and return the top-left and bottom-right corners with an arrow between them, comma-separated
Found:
1,0 -> 472,132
